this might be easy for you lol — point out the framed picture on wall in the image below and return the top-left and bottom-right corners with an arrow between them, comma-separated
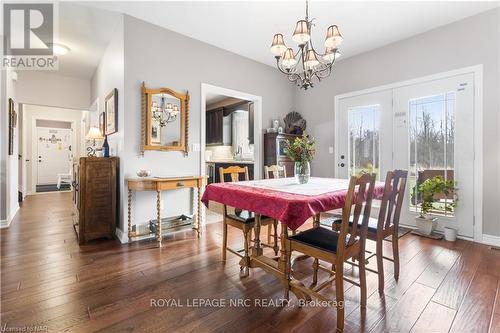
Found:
8,98 -> 16,155
151,119 -> 161,144
105,88 -> 118,135
99,112 -> 105,136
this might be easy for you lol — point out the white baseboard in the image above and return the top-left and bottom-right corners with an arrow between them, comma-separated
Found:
0,219 -> 11,228
482,234 -> 500,247
115,227 -> 128,244
0,204 -> 19,229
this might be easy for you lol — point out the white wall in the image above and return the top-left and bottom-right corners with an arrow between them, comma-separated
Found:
16,71 -> 91,110
90,16 -> 125,233
113,15 -> 294,238
23,104 -> 83,194
0,69 -> 18,225
294,8 -> 500,236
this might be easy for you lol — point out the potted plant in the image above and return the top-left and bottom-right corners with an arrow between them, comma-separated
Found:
284,134 -> 315,184
415,176 -> 458,235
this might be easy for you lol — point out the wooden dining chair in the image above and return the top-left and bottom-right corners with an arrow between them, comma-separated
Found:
262,165 -> 287,254
219,166 -> 275,276
284,173 -> 376,333
332,170 -> 408,293
264,164 -> 287,179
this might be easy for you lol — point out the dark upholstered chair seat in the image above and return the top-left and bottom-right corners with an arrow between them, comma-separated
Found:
289,227 -> 342,253
333,216 -> 380,233
228,210 -> 270,224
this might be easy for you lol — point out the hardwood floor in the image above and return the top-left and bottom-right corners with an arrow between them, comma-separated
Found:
1,192 -> 499,333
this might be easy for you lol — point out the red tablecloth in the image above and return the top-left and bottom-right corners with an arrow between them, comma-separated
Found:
202,178 -> 385,230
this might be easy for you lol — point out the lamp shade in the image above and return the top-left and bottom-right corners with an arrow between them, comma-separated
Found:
86,126 -> 104,140
270,33 -> 287,56
323,47 -> 341,62
324,25 -> 343,48
292,20 -> 310,44
281,48 -> 297,69
304,49 -> 319,69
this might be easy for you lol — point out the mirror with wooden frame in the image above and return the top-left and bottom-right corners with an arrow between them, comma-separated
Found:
141,82 -> 189,154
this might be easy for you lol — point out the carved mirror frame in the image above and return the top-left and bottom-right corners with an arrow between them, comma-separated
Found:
141,82 -> 189,155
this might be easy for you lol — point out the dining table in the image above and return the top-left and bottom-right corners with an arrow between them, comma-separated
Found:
201,176 -> 385,299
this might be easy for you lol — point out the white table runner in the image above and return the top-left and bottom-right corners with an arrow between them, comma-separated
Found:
236,177 -> 351,196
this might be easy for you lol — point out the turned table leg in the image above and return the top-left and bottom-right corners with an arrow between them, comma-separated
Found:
156,190 -> 162,247
127,189 -> 132,242
196,185 -> 202,238
313,213 -> 320,228
251,214 -> 263,256
278,223 -> 288,271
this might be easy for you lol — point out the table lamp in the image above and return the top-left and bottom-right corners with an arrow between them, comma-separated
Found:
86,126 -> 104,156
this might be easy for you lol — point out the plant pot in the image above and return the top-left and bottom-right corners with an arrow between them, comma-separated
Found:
294,161 -> 310,184
444,227 -> 458,241
415,216 -> 438,235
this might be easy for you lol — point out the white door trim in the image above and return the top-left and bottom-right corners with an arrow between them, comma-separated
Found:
200,83 -> 263,225
30,117 -> 76,194
334,65 -> 483,243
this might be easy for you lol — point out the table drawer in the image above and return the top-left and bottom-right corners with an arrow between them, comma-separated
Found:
159,179 -> 199,190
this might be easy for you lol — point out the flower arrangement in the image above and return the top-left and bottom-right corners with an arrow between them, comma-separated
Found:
284,134 -> 316,162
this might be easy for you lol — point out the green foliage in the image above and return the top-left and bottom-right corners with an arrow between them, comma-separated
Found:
284,134 -> 316,163
418,176 -> 457,216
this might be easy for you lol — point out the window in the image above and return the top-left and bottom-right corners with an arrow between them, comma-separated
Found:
348,105 -> 380,179
409,92 -> 455,216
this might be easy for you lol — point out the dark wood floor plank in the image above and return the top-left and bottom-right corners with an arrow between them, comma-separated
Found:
409,300 -> 456,333
370,282 -> 435,333
449,270 -> 498,333
2,192 -> 499,333
432,241 -> 485,309
415,246 -> 461,289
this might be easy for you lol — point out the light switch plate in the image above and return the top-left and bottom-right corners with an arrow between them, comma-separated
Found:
328,146 -> 334,154
191,143 -> 201,152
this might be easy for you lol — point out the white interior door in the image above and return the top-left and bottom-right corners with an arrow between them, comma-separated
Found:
336,90 -> 393,180
394,74 -> 474,237
36,127 -> 72,185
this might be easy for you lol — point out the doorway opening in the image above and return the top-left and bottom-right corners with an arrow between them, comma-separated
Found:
200,83 -> 263,226
20,104 -> 85,196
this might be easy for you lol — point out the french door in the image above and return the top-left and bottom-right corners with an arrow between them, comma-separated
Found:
336,73 -> 475,237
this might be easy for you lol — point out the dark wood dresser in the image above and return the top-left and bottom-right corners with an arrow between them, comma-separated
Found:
72,157 -> 118,244
264,132 -> 300,177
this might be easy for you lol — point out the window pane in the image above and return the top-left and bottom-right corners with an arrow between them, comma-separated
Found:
348,105 -> 380,179
409,93 -> 455,217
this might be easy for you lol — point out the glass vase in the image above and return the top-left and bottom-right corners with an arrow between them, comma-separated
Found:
294,161 -> 310,184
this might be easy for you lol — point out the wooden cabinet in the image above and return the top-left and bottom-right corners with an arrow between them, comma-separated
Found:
73,157 -> 118,244
206,108 -> 224,145
264,133 -> 300,177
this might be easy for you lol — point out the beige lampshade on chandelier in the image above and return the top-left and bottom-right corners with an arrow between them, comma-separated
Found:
270,0 -> 343,89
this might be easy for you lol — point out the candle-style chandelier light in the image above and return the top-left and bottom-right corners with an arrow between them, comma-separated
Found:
151,94 -> 179,127
270,0 -> 343,89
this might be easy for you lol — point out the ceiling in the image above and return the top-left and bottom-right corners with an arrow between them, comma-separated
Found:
54,3 -> 121,79
84,1 -> 499,68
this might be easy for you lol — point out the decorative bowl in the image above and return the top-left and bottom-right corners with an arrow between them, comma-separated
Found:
136,169 -> 151,177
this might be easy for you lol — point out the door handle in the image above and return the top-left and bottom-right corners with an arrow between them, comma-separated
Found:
338,163 -> 345,167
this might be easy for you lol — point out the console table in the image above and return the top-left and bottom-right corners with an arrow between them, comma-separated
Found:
127,176 -> 204,247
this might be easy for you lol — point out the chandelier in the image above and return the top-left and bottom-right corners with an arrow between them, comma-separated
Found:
270,0 -> 343,89
151,94 -> 179,127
